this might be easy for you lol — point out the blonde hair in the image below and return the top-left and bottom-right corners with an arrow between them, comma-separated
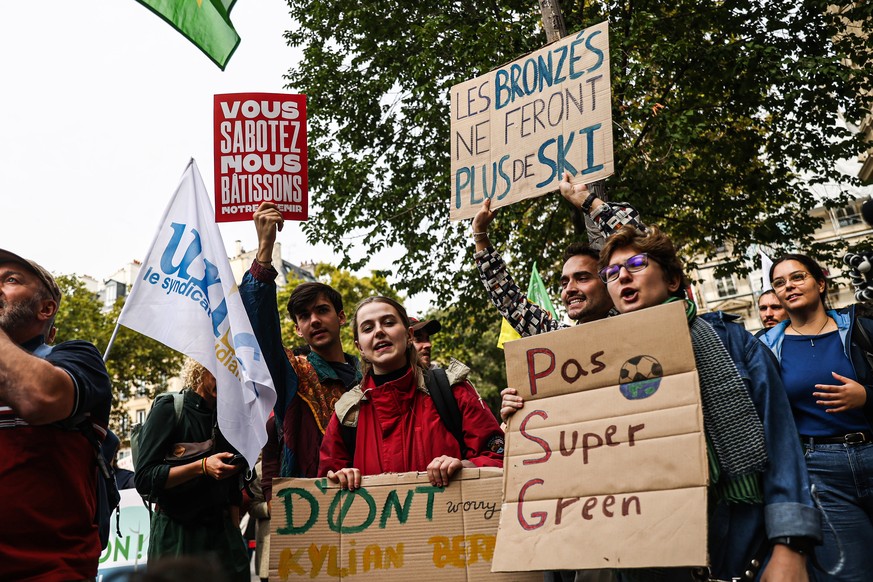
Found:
180,358 -> 209,390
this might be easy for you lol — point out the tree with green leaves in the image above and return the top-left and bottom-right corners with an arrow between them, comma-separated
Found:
284,0 -> 873,377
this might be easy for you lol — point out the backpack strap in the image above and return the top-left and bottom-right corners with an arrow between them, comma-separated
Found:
333,370 -> 469,465
340,424 -> 357,463
171,391 -> 185,425
425,367 -> 468,458
33,343 -> 122,544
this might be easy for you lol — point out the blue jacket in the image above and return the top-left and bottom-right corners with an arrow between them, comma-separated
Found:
760,305 -> 873,426
699,312 -> 821,578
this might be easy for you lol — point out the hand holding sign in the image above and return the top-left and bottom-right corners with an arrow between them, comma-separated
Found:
326,467 -> 362,490
499,387 -> 524,423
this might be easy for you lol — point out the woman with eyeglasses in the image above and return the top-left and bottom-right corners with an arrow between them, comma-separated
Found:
497,180 -> 821,580
760,254 -> 873,581
592,228 -> 819,582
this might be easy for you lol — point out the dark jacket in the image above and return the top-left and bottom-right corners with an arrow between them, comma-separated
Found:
134,390 -> 241,525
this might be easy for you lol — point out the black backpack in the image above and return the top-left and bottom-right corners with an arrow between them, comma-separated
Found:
340,367 -> 468,459
34,343 -> 121,550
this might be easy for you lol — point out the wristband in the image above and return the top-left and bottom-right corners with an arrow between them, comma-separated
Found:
201,457 -> 207,476
580,192 -> 598,213
472,232 -> 488,241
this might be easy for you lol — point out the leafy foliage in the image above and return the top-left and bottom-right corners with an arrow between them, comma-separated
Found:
283,0 -> 873,366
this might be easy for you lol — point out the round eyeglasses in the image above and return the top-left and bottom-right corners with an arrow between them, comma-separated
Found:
599,253 -> 650,283
771,271 -> 810,292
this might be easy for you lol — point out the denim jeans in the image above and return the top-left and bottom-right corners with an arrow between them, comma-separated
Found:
804,441 -> 873,582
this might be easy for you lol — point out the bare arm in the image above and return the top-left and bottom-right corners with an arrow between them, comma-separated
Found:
0,329 -> 74,424
164,452 -> 242,489
471,198 -> 497,253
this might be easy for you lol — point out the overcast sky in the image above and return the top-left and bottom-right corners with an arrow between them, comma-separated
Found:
0,1 -> 430,309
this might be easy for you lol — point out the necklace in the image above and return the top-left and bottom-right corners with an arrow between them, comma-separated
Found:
789,317 -> 830,347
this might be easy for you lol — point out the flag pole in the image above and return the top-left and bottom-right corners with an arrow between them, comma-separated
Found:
103,322 -> 121,363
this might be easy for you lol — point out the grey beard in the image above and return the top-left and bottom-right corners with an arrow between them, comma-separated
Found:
0,296 -> 41,336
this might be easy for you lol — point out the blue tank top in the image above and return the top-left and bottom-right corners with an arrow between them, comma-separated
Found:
780,330 -> 869,436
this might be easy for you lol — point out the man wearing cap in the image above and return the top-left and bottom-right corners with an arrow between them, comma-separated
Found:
0,249 -> 112,580
410,317 -> 441,369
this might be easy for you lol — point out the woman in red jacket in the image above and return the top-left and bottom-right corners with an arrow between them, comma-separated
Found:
318,296 -> 504,489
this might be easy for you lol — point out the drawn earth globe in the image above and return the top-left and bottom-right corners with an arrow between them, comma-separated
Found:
618,355 -> 663,400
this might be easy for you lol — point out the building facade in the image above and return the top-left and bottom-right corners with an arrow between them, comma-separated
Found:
690,197 -> 873,334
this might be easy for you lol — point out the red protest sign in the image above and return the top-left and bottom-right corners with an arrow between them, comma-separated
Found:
213,93 -> 308,222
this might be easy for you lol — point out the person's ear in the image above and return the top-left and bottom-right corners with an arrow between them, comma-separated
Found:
338,310 -> 347,326
666,275 -> 682,294
36,300 -> 58,324
295,324 -> 303,338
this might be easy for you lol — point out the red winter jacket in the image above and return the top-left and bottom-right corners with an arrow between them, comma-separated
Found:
318,366 -> 504,476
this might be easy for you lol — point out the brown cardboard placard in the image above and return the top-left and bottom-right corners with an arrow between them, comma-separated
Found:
493,302 -> 708,571
269,469 -> 540,581
449,21 -> 613,221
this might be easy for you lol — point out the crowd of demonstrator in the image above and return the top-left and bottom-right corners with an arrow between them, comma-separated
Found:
4,177 -> 873,582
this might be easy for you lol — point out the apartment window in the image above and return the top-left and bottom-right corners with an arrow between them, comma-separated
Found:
136,409 -> 145,424
835,205 -> 862,227
715,276 -> 737,298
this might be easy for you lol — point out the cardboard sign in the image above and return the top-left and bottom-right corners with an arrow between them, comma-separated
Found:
214,93 -> 308,222
449,21 -> 613,221
269,469 -> 539,581
493,302 -> 708,571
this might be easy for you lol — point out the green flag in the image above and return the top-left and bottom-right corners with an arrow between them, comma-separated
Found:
136,0 -> 241,70
497,261 -> 558,349
525,261 -> 558,320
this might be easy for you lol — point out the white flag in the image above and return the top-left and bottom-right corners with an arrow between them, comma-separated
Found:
118,159 -> 276,468
759,249 -> 774,292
